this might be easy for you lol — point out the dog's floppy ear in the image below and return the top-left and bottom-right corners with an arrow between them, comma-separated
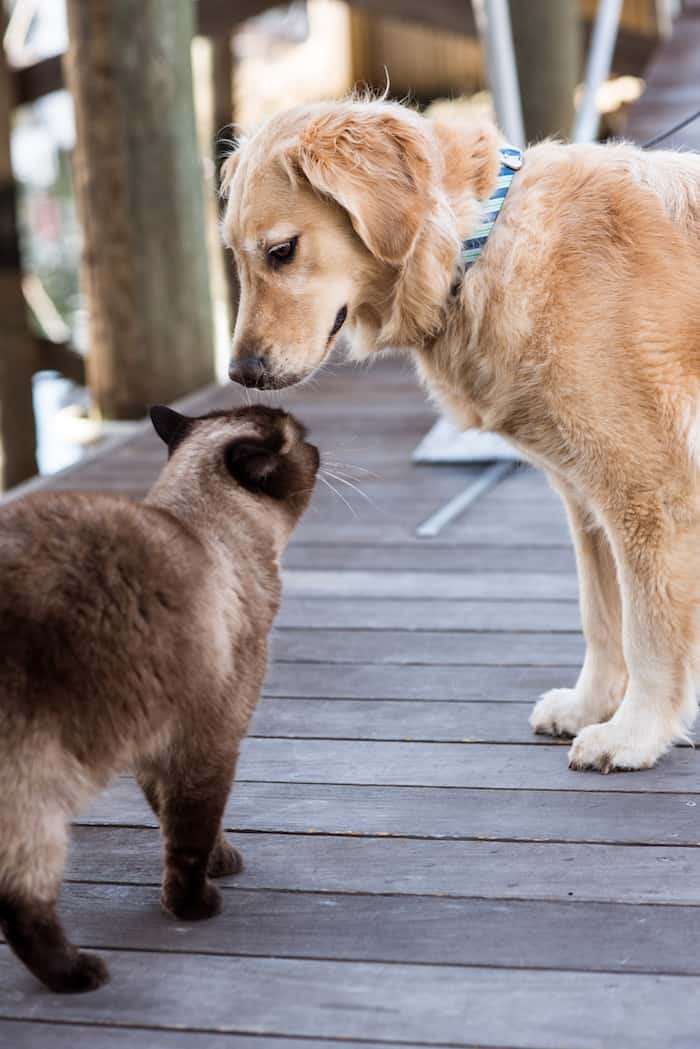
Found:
225,432 -> 286,496
150,406 -> 193,455
291,106 -> 433,265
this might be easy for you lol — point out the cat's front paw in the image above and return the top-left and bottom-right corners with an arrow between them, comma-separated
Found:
162,880 -> 222,921
568,719 -> 669,773
529,688 -> 595,738
207,838 -> 242,878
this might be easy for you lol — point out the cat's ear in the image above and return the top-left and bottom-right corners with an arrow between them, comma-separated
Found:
224,435 -> 285,495
149,405 -> 192,454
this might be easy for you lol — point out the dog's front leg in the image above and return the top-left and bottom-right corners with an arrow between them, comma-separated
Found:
530,487 -> 627,738
568,511 -> 697,772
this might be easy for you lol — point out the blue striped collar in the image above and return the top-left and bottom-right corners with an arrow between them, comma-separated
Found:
460,145 -> 523,269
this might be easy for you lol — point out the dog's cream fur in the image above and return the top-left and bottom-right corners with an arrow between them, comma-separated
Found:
221,98 -> 700,772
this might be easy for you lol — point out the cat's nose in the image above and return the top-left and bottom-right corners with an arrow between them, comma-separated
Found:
229,354 -> 268,388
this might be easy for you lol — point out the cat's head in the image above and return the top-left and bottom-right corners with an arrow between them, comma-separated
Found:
149,404 -> 319,528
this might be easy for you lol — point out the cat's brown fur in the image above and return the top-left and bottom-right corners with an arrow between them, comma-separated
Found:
0,404 -> 318,992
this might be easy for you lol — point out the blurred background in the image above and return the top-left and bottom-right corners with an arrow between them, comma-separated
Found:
0,0 -> 692,491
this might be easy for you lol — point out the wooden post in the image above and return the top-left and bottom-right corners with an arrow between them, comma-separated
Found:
65,0 -> 215,420
0,27 -> 38,490
509,0 -> 580,141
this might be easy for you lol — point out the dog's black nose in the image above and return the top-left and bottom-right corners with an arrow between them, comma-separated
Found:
229,355 -> 268,388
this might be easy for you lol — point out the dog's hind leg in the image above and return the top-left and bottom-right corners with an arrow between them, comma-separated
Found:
568,509 -> 699,772
530,485 -> 628,738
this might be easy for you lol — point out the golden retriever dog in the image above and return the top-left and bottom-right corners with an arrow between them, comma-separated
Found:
220,97 -> 700,772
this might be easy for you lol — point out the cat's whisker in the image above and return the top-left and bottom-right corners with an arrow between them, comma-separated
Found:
322,469 -> 375,507
317,472 -> 357,518
322,457 -> 380,480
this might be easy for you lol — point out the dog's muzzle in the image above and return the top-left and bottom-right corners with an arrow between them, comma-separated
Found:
228,354 -> 301,390
229,355 -> 272,389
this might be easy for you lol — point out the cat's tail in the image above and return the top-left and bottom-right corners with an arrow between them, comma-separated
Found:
0,745 -> 109,993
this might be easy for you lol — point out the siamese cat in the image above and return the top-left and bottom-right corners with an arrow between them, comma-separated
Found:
0,404 -> 318,992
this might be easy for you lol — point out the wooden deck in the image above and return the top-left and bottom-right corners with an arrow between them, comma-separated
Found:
624,0 -> 700,149
2,357 -> 700,1048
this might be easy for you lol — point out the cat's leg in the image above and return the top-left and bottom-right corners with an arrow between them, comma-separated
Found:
0,801 -> 108,992
136,765 -> 241,879
530,485 -> 627,737
569,508 -> 698,772
157,746 -> 239,920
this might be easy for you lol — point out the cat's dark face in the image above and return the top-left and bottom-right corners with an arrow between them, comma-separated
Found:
150,404 -> 319,521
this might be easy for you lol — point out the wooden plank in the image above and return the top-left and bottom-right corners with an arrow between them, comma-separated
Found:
0,1023 -> 415,1049
301,481 -> 563,510
65,827 -> 700,905
34,883 -> 700,977
277,597 -> 581,632
282,570 -> 579,600
3,947 -> 700,1048
293,520 -> 571,546
0,1024 -> 412,1049
625,2 -> 700,149
250,697 -> 553,742
271,629 -> 584,665
263,663 -> 573,698
282,543 -> 577,573
234,738 -> 700,793
85,778 -> 700,847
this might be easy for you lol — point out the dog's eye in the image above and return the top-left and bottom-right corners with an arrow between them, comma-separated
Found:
267,237 -> 298,267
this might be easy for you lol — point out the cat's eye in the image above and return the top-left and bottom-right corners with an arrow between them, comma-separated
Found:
267,236 -> 298,268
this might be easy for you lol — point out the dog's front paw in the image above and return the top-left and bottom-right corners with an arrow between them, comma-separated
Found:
530,689 -> 595,738
568,719 -> 669,773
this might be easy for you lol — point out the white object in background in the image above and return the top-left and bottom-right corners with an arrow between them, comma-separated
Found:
572,0 -> 623,143
472,0 -> 526,149
416,461 -> 516,538
412,417 -> 518,463
655,0 -> 681,39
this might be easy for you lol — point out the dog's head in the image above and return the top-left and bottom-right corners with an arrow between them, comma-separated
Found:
221,99 -> 500,389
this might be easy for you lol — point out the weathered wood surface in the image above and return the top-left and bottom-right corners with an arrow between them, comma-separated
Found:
33,883 -> 700,975
263,661 -> 572,698
0,1025 -> 420,1049
276,596 -> 581,630
282,569 -> 579,599
3,948 -> 700,1049
624,0 -> 700,151
271,628 -> 584,664
250,696 -> 558,741
60,825 -> 700,905
84,780 -> 700,846
2,358 -> 699,1047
